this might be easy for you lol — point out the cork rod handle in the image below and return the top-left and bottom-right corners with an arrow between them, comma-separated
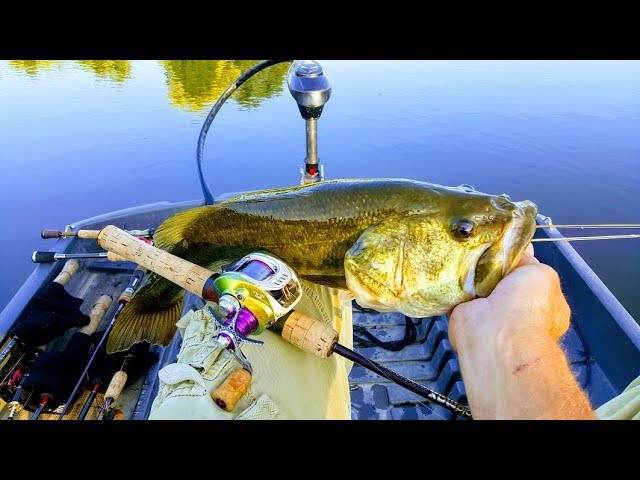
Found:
41,229 -> 100,239
105,371 -> 128,401
79,294 -> 113,335
280,311 -> 339,358
97,225 -> 213,297
53,259 -> 80,286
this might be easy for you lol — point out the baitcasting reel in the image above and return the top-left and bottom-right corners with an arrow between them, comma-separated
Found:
207,252 -> 302,372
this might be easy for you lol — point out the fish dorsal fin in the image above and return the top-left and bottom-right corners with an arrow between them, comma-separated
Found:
154,206 -> 211,250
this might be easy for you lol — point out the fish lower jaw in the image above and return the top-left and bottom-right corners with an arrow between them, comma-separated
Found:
501,210 -> 534,276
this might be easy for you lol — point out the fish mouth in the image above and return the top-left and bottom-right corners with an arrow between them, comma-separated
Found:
462,242 -> 492,297
501,200 -> 538,276
474,200 -> 537,296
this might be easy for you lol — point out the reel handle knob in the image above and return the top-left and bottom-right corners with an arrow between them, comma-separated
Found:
211,368 -> 252,412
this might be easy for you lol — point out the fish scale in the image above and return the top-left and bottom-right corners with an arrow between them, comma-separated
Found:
107,178 -> 536,353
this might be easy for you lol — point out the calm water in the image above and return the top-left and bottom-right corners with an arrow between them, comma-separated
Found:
1,60 -> 639,320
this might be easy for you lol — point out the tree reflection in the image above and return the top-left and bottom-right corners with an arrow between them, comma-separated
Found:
77,60 -> 131,82
9,60 -> 131,82
8,60 -> 61,75
162,60 -> 290,111
8,60 -> 290,110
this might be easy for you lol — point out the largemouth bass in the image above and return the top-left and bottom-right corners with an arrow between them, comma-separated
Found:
106,178 -> 537,353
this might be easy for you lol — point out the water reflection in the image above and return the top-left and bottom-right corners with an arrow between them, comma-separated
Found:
8,60 -> 61,75
77,60 -> 131,82
162,60 -> 290,111
9,60 -> 290,111
9,60 -> 131,82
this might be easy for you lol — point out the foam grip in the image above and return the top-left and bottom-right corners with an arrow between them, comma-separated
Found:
32,251 -> 56,263
280,311 -> 338,358
211,368 -> 252,412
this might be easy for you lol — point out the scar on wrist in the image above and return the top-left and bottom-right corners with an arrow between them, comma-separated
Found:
513,357 -> 541,374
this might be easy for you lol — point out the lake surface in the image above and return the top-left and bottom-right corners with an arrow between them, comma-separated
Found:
1,60 -> 638,321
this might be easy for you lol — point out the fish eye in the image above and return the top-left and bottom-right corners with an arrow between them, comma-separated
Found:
451,219 -> 475,239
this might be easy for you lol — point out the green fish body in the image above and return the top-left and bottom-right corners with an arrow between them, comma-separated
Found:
107,178 -> 537,352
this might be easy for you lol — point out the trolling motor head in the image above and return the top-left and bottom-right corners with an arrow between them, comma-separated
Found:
287,60 -> 332,184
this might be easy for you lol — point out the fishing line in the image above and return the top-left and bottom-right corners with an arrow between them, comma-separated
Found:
536,224 -> 640,229
531,234 -> 640,242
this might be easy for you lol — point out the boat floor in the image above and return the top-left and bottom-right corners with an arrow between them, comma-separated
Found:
0,256 -> 614,420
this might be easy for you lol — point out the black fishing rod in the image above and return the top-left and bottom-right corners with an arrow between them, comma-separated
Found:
7,369 -> 29,420
77,340 -> 157,420
4,349 -> 41,420
57,266 -> 146,419
32,251 -> 110,263
274,311 -> 472,419
41,228 -> 154,240
76,377 -> 103,420
334,344 -> 471,418
0,260 -> 88,364
30,393 -> 51,420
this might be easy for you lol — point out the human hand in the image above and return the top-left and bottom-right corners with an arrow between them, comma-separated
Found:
449,244 -> 571,351
447,245 -> 594,419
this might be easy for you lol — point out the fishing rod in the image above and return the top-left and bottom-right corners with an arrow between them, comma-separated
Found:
32,234 -> 152,264
32,251 -> 111,263
96,225 -> 472,419
76,377 -> 103,420
0,260 -> 86,364
96,356 -> 130,420
17,294 -> 112,419
41,228 -> 154,239
4,350 -> 39,420
7,372 -> 29,420
30,394 -> 51,420
57,266 -> 146,419
75,339 -> 158,420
